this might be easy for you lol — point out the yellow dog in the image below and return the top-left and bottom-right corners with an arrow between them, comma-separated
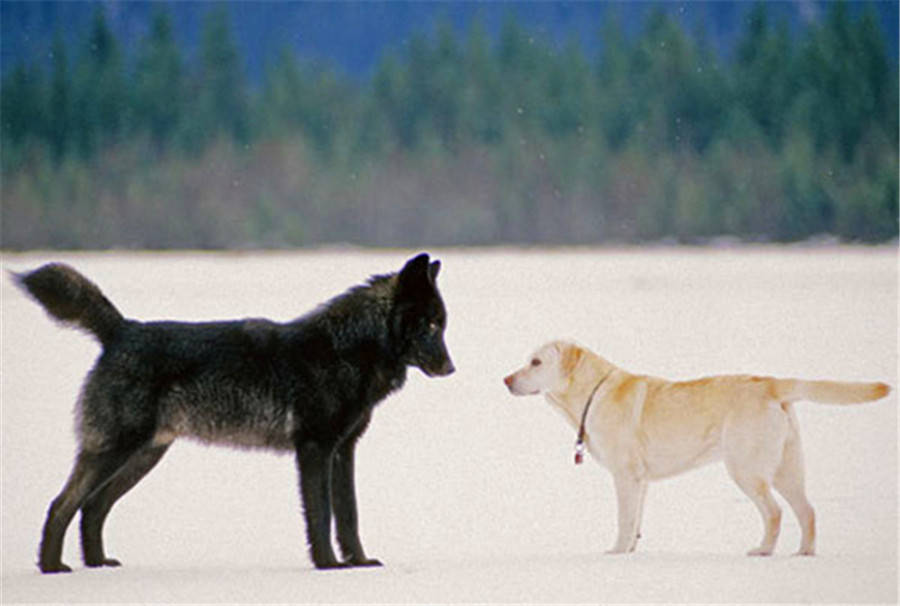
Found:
504,340 -> 890,556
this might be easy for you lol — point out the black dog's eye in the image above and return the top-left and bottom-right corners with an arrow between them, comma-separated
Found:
530,358 -> 542,367
428,322 -> 440,334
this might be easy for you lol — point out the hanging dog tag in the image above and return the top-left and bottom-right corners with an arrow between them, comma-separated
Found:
574,376 -> 605,467
574,440 -> 586,465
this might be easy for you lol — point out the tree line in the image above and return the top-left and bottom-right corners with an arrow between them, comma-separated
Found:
2,3 -> 897,249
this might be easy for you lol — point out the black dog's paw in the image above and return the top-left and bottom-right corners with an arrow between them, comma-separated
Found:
86,557 -> 121,569
314,557 -> 383,570
349,557 -> 383,568
314,559 -> 353,571
39,561 -> 73,574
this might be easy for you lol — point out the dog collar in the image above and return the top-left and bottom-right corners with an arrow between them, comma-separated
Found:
574,372 -> 611,465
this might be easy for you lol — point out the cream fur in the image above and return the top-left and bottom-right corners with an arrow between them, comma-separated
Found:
504,340 -> 891,556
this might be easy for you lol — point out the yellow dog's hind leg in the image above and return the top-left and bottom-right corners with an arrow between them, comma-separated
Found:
773,405 -> 816,556
723,402 -> 789,556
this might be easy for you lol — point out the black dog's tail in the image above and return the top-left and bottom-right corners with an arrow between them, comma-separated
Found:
13,263 -> 125,346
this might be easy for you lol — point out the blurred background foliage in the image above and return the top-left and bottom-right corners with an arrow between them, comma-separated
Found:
1,2 -> 897,249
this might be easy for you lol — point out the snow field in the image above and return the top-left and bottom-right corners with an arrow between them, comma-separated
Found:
1,248 -> 896,603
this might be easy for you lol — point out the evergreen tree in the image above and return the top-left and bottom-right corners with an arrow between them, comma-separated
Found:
596,11 -> 639,150
133,10 -> 183,152
1,2 -> 896,247
461,17 -> 503,144
734,4 -> 793,147
631,9 -> 725,153
193,6 -> 249,146
540,35 -> 591,139
854,5 -> 897,147
71,6 -> 127,156
371,53 -> 411,148
403,32 -> 434,148
260,47 -> 304,136
797,1 -> 891,161
429,19 -> 464,147
47,32 -> 71,161
0,62 -> 43,148
497,14 -> 544,134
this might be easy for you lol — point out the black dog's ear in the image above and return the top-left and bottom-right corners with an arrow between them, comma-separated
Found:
398,253 -> 431,293
399,253 -> 430,278
428,260 -> 441,284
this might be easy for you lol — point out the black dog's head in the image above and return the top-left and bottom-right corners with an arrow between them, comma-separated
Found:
393,253 -> 455,378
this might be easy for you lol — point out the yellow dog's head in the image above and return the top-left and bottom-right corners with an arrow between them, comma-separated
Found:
503,341 -> 585,396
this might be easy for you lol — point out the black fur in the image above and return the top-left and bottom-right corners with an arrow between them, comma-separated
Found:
15,253 -> 455,573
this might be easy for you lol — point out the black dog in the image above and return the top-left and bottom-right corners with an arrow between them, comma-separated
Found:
15,253 -> 455,573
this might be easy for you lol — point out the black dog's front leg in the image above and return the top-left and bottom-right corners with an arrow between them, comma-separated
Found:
332,421 -> 381,567
295,441 -> 345,569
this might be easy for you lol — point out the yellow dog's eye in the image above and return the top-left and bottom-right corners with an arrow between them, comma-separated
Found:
530,358 -> 541,367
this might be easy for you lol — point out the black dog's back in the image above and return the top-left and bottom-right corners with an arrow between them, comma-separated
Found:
83,317 -> 295,451
17,264 -> 295,451
16,255 -> 454,573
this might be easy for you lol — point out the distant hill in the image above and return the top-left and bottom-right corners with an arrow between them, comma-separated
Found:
3,1 -> 897,82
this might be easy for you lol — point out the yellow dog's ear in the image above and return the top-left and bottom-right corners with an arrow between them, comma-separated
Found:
559,343 -> 584,377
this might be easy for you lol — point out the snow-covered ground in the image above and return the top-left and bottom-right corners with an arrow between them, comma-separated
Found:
1,248 -> 896,603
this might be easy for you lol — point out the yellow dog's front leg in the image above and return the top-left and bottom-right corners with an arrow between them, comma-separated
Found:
608,472 -> 647,554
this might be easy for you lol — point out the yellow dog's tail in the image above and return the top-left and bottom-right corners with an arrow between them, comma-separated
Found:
775,379 -> 891,405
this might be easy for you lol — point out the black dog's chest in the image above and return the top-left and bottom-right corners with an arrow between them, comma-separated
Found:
366,364 -> 407,402
321,363 -> 406,428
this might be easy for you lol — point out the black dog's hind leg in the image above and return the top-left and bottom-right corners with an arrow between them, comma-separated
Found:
332,413 -> 381,567
39,447 -> 142,573
80,444 -> 170,568
296,440 -> 346,569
